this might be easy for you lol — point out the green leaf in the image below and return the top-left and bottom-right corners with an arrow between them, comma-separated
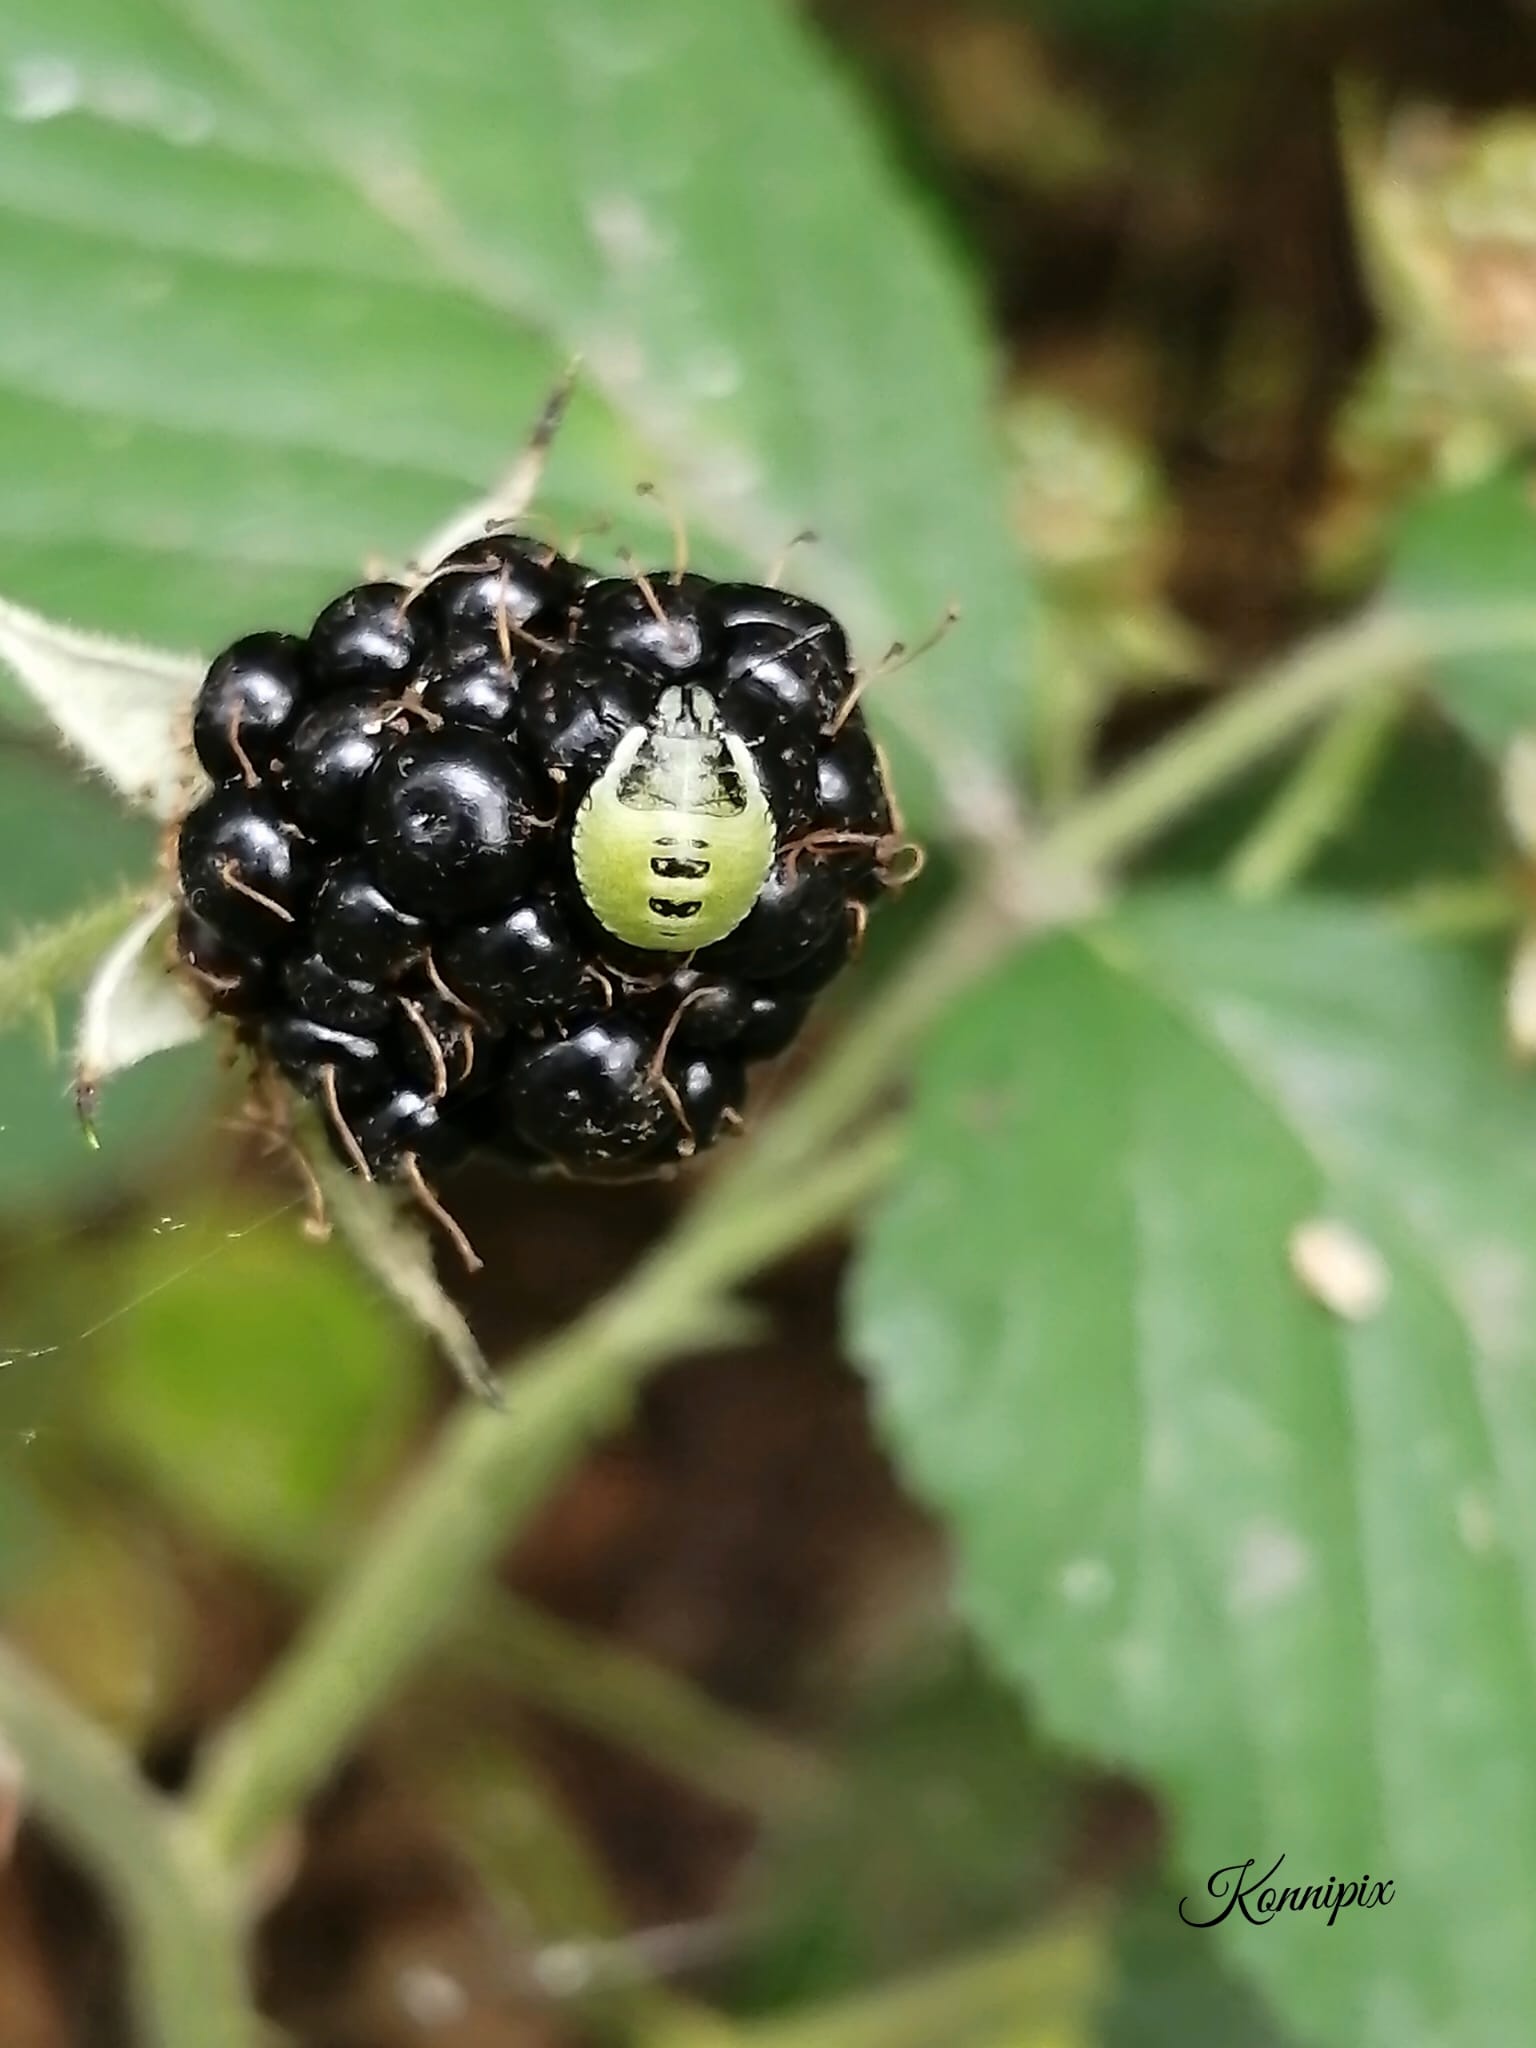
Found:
1389,465 -> 1536,753
0,0 -> 1029,833
0,749 -> 209,1211
732,1652 -> 1072,2018
852,891 -> 1536,2048
91,1204 -> 424,1574
1105,1881 -> 1301,2048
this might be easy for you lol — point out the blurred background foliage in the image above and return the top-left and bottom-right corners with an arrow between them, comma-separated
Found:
4,0 -> 1536,2045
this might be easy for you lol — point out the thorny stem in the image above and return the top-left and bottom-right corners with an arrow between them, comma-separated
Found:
0,1642 -> 253,2048
189,595 -> 1536,1881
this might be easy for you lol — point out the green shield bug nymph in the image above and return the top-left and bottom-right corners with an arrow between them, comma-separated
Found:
572,683 -> 776,951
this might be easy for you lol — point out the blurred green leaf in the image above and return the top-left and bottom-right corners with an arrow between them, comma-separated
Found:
0,0 -> 1029,833
852,891 -> 1536,2048
732,1654 -> 1069,2018
91,1204 -> 424,1572
1389,465 -> 1536,753
1105,1882 -> 1300,2048
1,1492 -> 189,1739
0,747 -> 209,1211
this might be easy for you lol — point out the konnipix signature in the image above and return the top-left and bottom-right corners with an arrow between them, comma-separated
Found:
1180,1856 -> 1395,1929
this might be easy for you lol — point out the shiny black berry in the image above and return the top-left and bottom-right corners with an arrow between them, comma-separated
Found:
283,688 -> 402,838
652,968 -> 750,1050
308,582 -> 421,683
502,1017 -> 677,1169
440,897 -> 590,1023
263,1015 -> 386,1103
577,573 -> 715,674
814,725 -> 891,837
281,952 -> 394,1034
177,788 -> 312,946
393,984 -> 477,1096
416,533 -> 582,651
518,649 -> 655,784
736,987 -> 814,1060
809,726 -> 892,894
175,908 -> 268,1015
419,651 -> 520,734
774,907 -> 859,994
668,1049 -> 746,1150
367,732 -> 543,918
703,854 -> 847,978
703,583 -> 852,677
310,866 -> 425,982
352,1087 -> 472,1176
192,633 -> 308,784
721,622 -> 843,732
741,724 -> 817,839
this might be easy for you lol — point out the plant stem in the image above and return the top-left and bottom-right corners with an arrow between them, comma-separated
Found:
1034,604 -> 1532,879
1388,876 -> 1527,938
0,1641 -> 253,2048
191,1122 -> 901,1867
461,1592 -> 830,1815
1226,683 -> 1402,898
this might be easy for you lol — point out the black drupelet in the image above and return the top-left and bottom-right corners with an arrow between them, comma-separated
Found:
174,536 -> 908,1182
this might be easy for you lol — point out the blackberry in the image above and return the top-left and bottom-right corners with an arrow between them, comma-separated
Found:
419,650 -> 521,734
814,721 -> 892,838
650,967 -> 751,1050
440,896 -> 590,1024
350,1087 -> 472,1177
668,1049 -> 746,1150
173,521 -> 917,1202
703,853 -> 848,979
281,952 -> 394,1035
283,687 -> 403,838
264,1014 -> 387,1105
192,632 -> 308,785
703,583 -> 853,677
414,533 -> 583,654
518,648 -> 655,785
177,787 -> 312,946
366,732 -> 544,918
577,572 -> 715,674
502,1016 -> 679,1170
721,622 -> 843,733
176,907 -> 268,1016
737,987 -> 814,1060
308,582 -> 421,683
310,866 -> 425,982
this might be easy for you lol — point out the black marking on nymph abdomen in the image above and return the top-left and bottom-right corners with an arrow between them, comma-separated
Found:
649,898 -> 703,920
652,855 -> 710,881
